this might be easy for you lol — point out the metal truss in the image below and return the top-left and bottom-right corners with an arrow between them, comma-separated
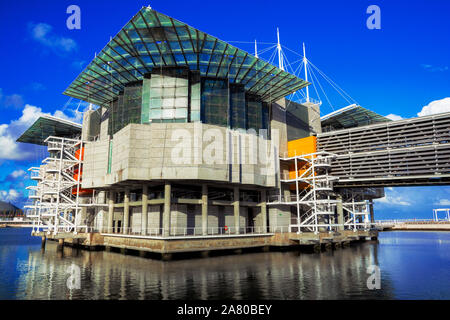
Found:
25,136 -> 90,235
341,189 -> 370,232
275,151 -> 339,234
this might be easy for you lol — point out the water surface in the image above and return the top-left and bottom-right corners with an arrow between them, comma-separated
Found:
0,228 -> 449,299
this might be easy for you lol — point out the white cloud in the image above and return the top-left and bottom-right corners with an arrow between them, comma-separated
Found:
0,104 -> 83,160
29,22 -> 77,54
10,170 -> 26,179
385,114 -> 403,121
375,195 -> 411,206
0,189 -> 20,202
434,199 -> 450,206
421,64 -> 448,72
417,97 -> 450,117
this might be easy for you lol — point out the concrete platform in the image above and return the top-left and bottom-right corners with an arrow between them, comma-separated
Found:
34,229 -> 378,258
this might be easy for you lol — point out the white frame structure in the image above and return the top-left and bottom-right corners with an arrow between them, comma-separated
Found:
433,208 -> 450,222
342,189 -> 370,232
25,136 -> 91,235
269,151 -> 339,234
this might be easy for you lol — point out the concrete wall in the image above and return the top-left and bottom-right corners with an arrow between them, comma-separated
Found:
208,205 -> 219,235
268,206 -> 291,232
286,100 -> 321,141
131,206 -> 142,234
170,204 -> 187,236
147,205 -> 161,234
82,122 -> 277,189
82,109 -> 101,142
82,139 -> 109,187
100,107 -> 110,141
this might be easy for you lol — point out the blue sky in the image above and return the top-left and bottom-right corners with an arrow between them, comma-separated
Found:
0,0 -> 449,219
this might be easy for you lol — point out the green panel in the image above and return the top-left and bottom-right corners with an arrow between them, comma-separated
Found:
107,140 -> 113,174
141,77 -> 151,124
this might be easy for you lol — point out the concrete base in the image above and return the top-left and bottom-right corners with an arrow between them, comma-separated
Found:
31,229 -> 378,259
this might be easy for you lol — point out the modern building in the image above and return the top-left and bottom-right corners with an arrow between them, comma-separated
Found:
18,6 -> 381,256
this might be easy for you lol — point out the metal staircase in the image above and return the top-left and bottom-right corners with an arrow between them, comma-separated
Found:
270,151 -> 339,234
25,136 -> 89,235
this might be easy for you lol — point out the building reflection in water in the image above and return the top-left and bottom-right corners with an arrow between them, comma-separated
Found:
15,241 -> 394,300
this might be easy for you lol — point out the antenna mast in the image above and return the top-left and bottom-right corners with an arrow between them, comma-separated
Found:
255,39 -> 258,58
277,28 -> 284,71
303,42 -> 310,103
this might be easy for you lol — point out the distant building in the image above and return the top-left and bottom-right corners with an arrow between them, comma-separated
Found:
0,201 -> 23,219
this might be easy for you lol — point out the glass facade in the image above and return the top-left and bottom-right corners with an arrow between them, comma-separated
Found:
109,83 -> 142,135
64,7 -> 308,110
148,68 -> 189,123
246,94 -> 263,132
106,67 -> 270,137
201,78 -> 229,127
230,84 -> 246,129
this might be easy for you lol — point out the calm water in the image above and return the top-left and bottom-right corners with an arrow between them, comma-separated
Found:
0,228 -> 449,300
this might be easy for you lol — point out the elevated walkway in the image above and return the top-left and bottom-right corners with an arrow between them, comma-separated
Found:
317,111 -> 450,187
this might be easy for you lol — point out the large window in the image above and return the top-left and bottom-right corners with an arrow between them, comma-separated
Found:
108,83 -> 142,135
230,84 -> 246,129
148,68 -> 189,123
246,94 -> 263,132
106,67 -> 270,134
201,78 -> 229,127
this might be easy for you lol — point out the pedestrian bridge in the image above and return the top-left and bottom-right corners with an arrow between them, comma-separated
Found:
317,111 -> 450,187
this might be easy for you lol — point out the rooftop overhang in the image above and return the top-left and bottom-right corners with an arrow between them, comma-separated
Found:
63,6 -> 309,107
16,115 -> 82,146
320,104 -> 391,131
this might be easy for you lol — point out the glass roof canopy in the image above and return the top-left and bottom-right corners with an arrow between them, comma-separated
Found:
63,6 -> 309,107
320,104 -> 391,132
16,115 -> 82,146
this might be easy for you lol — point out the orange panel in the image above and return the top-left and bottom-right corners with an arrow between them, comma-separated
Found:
287,136 -> 317,157
75,148 -> 85,161
72,147 -> 92,195
287,136 -> 317,183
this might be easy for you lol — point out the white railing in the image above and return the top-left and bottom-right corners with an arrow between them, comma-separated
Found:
98,226 -> 273,237
375,219 -> 450,225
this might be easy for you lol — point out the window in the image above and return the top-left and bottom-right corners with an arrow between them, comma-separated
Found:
201,78 -> 228,127
230,84 -> 246,129
148,68 -> 189,123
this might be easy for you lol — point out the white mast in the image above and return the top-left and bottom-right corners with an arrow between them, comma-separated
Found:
303,42 -> 310,103
277,28 -> 284,71
254,39 -> 258,58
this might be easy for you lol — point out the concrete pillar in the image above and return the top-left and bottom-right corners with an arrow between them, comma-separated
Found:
233,187 -> 240,234
260,190 -> 267,233
142,185 -> 148,235
57,238 -> 64,251
108,191 -> 115,233
123,188 -> 130,235
369,200 -> 375,224
337,194 -> 344,231
41,236 -> 46,249
163,182 -> 171,237
202,184 -> 208,236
